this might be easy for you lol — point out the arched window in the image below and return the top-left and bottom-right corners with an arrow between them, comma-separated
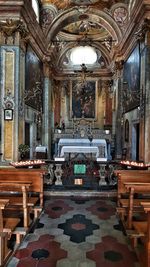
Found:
70,46 -> 98,65
32,0 -> 39,22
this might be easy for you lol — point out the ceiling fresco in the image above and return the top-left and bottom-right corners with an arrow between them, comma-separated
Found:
41,0 -> 130,10
62,21 -> 108,37
40,0 -> 130,76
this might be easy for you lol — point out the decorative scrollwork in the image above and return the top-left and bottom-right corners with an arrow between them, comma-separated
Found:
3,89 -> 15,109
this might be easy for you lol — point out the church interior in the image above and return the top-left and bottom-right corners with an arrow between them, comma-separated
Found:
0,0 -> 150,266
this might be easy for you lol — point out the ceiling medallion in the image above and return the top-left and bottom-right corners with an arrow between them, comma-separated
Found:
71,0 -> 99,5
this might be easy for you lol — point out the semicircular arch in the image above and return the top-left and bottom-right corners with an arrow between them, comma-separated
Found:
56,42 -> 111,69
46,7 -> 122,44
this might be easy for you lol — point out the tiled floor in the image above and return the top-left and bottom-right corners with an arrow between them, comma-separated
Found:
7,196 -> 140,267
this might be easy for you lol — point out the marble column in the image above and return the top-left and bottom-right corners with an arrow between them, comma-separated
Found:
115,78 -> 123,159
42,63 -> 52,158
144,36 -> 150,162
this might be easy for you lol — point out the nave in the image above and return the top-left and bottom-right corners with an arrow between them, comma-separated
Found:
7,196 -> 139,267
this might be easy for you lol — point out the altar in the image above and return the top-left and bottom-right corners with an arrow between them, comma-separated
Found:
57,138 -> 108,161
60,145 -> 99,158
58,138 -> 90,156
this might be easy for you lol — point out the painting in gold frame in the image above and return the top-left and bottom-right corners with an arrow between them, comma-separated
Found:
71,81 -> 97,119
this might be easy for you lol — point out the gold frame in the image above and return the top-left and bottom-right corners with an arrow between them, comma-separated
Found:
70,80 -> 97,120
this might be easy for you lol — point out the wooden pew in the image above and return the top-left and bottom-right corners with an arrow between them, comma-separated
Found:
116,170 -> 150,227
124,182 -> 150,229
129,202 -> 150,267
0,169 -> 47,227
0,182 -> 32,228
0,199 -> 20,266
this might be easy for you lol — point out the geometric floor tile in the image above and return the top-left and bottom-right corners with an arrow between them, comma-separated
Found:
87,236 -> 138,267
7,197 -> 140,267
86,200 -> 116,220
58,214 -> 99,243
45,199 -> 74,218
14,234 -> 67,267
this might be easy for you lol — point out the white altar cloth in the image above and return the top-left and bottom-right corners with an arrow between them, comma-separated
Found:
91,139 -> 107,158
58,139 -> 90,156
58,138 -> 90,145
35,146 -> 47,152
60,146 -> 99,158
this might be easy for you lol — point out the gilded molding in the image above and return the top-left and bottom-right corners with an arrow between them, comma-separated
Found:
0,19 -> 29,45
113,59 -> 124,78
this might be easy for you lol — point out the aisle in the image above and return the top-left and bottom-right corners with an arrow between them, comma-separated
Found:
7,197 -> 140,267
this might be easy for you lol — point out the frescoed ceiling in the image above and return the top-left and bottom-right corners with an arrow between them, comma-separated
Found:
40,0 -> 130,77
63,21 -> 108,37
41,0 -> 130,10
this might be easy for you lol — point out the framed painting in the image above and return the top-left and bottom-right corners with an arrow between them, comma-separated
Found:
71,81 -> 96,119
25,45 -> 43,110
123,44 -> 140,112
4,109 -> 13,121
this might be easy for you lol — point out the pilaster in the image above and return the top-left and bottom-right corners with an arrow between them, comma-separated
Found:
144,31 -> 150,162
42,62 -> 53,158
0,46 -> 25,161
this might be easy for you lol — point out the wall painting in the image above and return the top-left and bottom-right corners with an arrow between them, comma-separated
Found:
123,44 -> 140,112
71,81 -> 96,119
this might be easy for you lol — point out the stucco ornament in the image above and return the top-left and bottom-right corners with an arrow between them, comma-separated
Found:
70,0 -> 99,4
3,89 -> 15,109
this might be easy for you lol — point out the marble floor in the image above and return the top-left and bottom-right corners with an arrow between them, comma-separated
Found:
7,196 -> 140,267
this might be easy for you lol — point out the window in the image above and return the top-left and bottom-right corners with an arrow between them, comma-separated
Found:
70,46 -> 97,65
32,0 -> 39,22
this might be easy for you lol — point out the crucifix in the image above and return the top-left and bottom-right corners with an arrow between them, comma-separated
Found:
74,63 -> 93,84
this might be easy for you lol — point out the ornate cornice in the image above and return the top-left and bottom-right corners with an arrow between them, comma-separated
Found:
0,19 -> 29,46
134,18 -> 150,41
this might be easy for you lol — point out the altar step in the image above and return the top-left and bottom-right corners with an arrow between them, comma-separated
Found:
44,184 -> 117,197
44,188 -> 117,198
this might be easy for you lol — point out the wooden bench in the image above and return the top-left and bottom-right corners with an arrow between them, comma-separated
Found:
128,202 -> 150,267
0,181 -> 33,228
124,182 -> 150,229
116,170 -> 150,228
0,169 -> 47,227
0,199 -> 21,266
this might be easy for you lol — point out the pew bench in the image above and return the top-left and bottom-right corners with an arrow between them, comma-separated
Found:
0,199 -> 21,266
0,169 -> 46,227
127,202 -> 150,267
0,182 -> 33,228
116,171 -> 150,228
0,168 -> 46,206
124,182 -> 150,229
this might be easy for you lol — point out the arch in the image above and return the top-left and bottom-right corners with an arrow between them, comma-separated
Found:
46,7 -> 122,44
56,41 -> 111,68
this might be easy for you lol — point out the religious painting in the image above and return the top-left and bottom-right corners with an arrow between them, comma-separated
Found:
25,45 -> 43,110
71,81 -> 96,119
123,44 -> 140,112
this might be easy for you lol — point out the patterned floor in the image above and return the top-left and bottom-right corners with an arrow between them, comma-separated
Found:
7,197 -> 140,267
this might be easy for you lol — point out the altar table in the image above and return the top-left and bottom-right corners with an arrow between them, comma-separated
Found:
60,146 -> 99,158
